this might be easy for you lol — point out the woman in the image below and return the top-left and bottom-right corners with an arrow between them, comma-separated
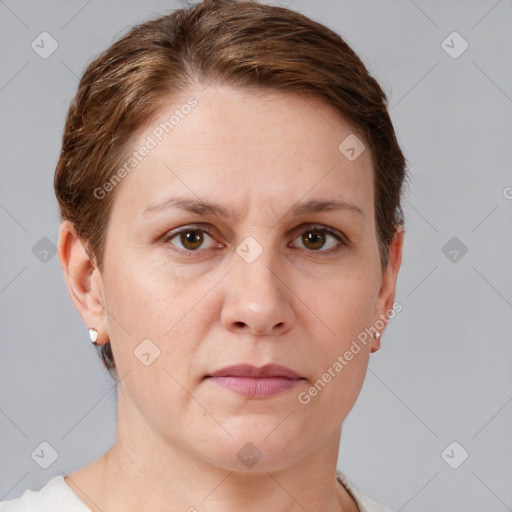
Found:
0,0 -> 406,510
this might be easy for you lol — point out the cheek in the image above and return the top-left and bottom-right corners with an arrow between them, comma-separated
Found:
100,251 -> 181,375
103,244 -> 189,331
305,261 -> 379,347
101,247 -> 217,382
294,265 -> 377,413
101,254 -> 204,430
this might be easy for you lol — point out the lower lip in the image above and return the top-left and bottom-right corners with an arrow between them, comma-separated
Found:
206,376 -> 303,398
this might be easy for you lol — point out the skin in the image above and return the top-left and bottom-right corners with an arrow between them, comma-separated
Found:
58,83 -> 403,512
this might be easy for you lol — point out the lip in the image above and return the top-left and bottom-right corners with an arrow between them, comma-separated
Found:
207,363 -> 302,379
205,364 -> 304,398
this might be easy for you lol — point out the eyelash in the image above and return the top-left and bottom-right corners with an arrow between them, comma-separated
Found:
162,224 -> 350,257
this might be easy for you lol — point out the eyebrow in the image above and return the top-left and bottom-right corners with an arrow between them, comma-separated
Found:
143,195 -> 365,219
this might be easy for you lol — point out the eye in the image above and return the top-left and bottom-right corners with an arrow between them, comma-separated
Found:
290,225 -> 347,253
163,224 -> 349,256
164,226 -> 221,254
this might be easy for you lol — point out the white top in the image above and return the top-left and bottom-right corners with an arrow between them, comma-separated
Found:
0,472 -> 392,512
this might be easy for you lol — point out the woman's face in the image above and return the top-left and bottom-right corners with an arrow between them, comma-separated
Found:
94,84 -> 402,471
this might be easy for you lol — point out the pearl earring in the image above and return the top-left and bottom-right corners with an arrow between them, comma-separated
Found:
88,328 -> 99,345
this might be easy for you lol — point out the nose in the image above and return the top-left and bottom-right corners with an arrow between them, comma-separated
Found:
220,251 -> 295,337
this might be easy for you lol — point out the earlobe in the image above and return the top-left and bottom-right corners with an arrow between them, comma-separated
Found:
370,331 -> 381,354
57,221 -> 109,345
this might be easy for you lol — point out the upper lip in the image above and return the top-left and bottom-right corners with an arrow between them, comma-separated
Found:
207,363 -> 302,379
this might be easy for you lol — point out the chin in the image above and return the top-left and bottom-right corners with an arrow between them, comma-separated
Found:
197,418 -> 308,473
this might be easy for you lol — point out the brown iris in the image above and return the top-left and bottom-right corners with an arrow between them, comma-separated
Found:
180,230 -> 204,250
302,230 -> 326,251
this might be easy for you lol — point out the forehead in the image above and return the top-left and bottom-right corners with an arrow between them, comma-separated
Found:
111,84 -> 374,221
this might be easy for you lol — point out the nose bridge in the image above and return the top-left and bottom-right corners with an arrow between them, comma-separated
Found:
233,233 -> 282,301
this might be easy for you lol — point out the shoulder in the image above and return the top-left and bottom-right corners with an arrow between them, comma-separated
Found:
337,471 -> 394,512
0,475 -> 89,512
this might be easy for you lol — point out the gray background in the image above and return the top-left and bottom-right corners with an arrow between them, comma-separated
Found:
1,0 -> 511,510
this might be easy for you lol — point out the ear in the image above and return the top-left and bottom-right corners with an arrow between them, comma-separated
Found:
370,226 -> 404,353
57,221 -> 109,345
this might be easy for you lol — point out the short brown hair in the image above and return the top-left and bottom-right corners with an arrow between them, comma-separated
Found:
55,0 -> 408,380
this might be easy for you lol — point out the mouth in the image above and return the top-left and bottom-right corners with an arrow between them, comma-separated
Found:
205,364 -> 305,398
207,363 -> 302,379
